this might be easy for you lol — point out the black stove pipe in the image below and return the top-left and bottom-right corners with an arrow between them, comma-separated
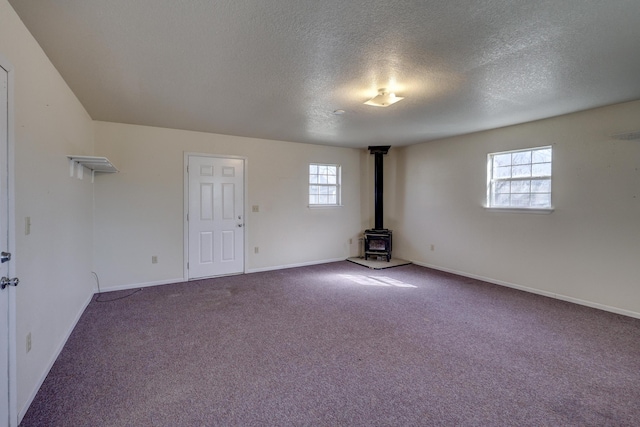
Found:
368,146 -> 390,230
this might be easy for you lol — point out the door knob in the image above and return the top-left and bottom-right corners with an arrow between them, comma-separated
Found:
1,251 -> 11,263
0,276 -> 19,289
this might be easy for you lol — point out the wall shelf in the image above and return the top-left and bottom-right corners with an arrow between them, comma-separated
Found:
67,155 -> 118,182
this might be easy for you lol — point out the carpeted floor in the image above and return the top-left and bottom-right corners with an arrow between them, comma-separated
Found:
20,262 -> 640,426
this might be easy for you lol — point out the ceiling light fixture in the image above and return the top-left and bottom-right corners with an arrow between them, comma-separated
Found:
364,88 -> 404,107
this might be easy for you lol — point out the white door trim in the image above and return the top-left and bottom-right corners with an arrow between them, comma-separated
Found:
0,52 -> 18,427
183,152 -> 248,280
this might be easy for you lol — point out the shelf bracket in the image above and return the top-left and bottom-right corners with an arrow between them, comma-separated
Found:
67,155 -> 118,181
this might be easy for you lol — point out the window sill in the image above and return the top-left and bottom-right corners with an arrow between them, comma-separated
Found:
484,206 -> 554,214
308,204 -> 343,209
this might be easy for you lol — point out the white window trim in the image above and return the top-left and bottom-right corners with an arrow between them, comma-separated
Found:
308,163 -> 342,207
486,146 -> 554,212
484,207 -> 554,214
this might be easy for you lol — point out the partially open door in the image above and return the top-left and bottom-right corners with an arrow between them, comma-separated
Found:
0,58 -> 17,427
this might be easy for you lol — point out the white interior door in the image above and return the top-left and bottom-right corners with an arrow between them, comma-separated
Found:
0,63 -> 14,427
188,156 -> 244,279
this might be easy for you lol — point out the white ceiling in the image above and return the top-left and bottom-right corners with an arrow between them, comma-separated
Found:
9,0 -> 640,148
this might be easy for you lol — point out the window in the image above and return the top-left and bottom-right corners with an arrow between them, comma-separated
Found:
487,146 -> 552,209
309,163 -> 341,206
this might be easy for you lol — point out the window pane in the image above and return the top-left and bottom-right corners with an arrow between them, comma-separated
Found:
531,179 -> 551,193
532,148 -> 552,163
309,175 -> 318,184
511,193 -> 531,207
309,195 -> 318,204
327,195 -> 337,204
531,193 -> 551,207
309,185 -> 319,195
511,180 -> 531,193
318,175 -> 328,184
309,164 -> 317,174
327,166 -> 336,175
328,175 -> 336,184
494,153 -> 512,167
493,194 -> 510,206
496,166 -> 512,179
512,165 -> 531,178
494,181 -> 510,194
319,195 -> 328,204
512,151 -> 532,165
532,163 -> 551,177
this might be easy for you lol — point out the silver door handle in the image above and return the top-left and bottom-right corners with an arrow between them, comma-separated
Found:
1,251 -> 11,263
237,223 -> 243,228
0,276 -> 19,289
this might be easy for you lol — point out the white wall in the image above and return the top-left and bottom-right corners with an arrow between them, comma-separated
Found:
93,121 -> 362,289
394,100 -> 640,316
0,0 -> 96,419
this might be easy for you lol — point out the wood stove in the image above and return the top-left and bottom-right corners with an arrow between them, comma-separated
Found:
364,146 -> 392,261
364,229 -> 392,261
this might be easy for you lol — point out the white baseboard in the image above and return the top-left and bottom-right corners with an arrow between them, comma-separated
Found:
246,257 -> 345,274
411,260 -> 640,320
96,258 -> 349,290
99,259 -> 349,290
98,277 -> 185,293
19,292 -> 94,423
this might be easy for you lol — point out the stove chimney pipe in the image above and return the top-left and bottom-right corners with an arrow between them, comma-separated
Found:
368,146 -> 390,230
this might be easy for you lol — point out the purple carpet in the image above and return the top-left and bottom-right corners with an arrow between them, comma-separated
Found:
20,262 -> 640,426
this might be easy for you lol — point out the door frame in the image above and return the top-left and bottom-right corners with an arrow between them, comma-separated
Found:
0,53 -> 17,427
183,152 -> 248,280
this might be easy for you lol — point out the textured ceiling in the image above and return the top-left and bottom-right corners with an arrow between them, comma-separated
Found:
9,0 -> 640,148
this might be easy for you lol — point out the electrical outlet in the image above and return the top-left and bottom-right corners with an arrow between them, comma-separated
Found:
254,247 -> 259,254
26,332 -> 32,353
152,255 -> 158,264
25,217 -> 31,235
252,205 -> 259,213
430,244 -> 435,251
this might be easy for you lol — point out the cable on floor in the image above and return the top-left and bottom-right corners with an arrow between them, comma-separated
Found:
92,271 -> 142,302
